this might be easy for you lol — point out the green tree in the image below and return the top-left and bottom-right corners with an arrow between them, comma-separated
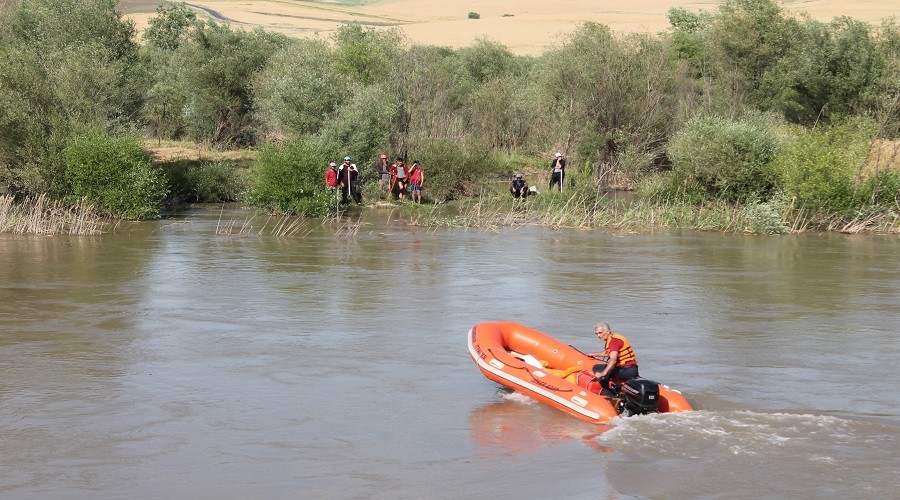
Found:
667,7 -> 712,76
764,17 -> 884,124
314,83 -> 399,164
0,0 -> 142,197
389,45 -> 473,155
705,0 -> 801,110
457,38 -> 524,83
164,22 -> 289,145
253,39 -> 346,137
143,1 -> 198,50
332,23 -> 404,86
540,23 -> 682,179
772,119 -> 875,211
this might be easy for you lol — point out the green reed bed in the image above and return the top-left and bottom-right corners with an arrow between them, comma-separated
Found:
214,205 -> 364,238
410,191 -> 900,235
0,194 -> 110,235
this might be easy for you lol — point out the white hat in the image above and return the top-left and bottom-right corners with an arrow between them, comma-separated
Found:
329,162 -> 336,167
555,152 -> 562,157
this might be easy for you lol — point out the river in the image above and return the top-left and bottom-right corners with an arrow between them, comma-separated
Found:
1,205 -> 897,498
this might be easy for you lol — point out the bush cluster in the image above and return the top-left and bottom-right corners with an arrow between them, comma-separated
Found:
245,140 -> 334,217
64,132 -> 167,219
665,114 -> 778,203
162,159 -> 249,204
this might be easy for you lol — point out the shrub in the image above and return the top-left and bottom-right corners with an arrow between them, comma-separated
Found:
468,12 -> 480,20
667,114 -> 778,202
771,119 -> 874,212
245,140 -> 334,216
740,198 -> 788,234
64,132 -> 167,219
413,141 -> 500,202
162,159 -> 249,203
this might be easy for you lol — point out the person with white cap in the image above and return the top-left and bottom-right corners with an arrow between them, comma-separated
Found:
549,152 -> 566,192
509,172 -> 529,200
324,162 -> 339,190
338,156 -> 362,204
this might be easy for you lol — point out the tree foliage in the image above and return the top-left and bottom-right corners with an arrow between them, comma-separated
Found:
332,23 -> 404,86
0,0 -> 142,196
167,22 -> 288,145
772,119 -> 875,211
143,1 -> 198,50
253,39 -> 346,136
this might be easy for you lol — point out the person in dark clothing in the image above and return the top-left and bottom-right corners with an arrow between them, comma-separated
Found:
509,173 -> 528,200
374,153 -> 391,197
338,156 -> 362,204
549,152 -> 566,192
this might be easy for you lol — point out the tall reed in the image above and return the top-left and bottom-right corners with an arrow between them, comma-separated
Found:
0,194 -> 109,235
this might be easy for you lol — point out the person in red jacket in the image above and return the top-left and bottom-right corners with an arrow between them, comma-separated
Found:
588,322 -> 639,397
408,160 -> 424,203
324,162 -> 339,189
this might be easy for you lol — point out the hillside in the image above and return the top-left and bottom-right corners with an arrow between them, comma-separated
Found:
119,0 -> 900,55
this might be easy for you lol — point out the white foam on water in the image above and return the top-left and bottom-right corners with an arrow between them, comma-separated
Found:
501,391 -> 538,405
596,410 -> 899,498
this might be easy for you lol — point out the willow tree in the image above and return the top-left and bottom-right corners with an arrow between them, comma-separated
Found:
0,0 -> 142,197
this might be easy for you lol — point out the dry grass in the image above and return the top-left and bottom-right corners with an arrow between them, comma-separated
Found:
145,140 -> 258,162
0,194 -> 111,235
121,0 -> 900,55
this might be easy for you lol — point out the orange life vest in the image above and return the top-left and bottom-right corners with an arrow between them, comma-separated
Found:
605,333 -> 637,367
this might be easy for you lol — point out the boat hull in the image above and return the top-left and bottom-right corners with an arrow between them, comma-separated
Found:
467,321 -> 691,423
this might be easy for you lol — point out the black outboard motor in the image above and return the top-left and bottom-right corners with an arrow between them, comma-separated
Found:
621,378 -> 660,415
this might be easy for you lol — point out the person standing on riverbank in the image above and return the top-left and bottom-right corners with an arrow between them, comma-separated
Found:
588,322 -> 639,397
374,153 -> 391,197
549,152 -> 566,192
325,162 -> 339,190
338,156 -> 361,204
390,157 -> 408,201
408,160 -> 424,203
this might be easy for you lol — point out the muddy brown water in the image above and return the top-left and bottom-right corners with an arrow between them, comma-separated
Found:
1,205 -> 897,498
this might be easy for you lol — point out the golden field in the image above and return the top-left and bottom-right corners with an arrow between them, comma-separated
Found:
120,0 -> 900,55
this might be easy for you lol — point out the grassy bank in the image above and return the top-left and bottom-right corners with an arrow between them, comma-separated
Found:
402,190 -> 900,235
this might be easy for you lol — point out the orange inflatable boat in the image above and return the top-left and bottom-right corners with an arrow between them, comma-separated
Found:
467,321 -> 692,423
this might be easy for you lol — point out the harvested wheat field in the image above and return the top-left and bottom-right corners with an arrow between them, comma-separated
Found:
120,0 -> 900,55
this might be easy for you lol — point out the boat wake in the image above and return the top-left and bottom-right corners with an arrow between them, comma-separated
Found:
598,410 -> 899,497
